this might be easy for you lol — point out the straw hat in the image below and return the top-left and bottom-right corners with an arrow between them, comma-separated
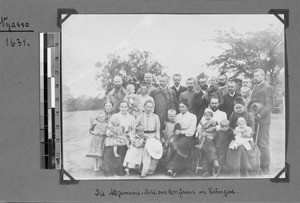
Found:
145,138 -> 163,159
247,99 -> 264,114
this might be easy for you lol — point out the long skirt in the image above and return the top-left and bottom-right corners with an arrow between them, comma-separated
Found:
103,145 -> 128,176
123,147 -> 144,170
166,134 -> 194,174
201,139 -> 218,172
203,139 -> 217,163
86,135 -> 105,158
216,146 -> 228,166
140,148 -> 159,176
226,142 -> 261,177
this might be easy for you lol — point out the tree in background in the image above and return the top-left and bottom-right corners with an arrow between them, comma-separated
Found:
207,28 -> 284,92
63,84 -> 106,112
95,49 -> 166,94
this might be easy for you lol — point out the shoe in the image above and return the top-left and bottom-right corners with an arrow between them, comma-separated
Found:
124,168 -> 131,176
167,170 -> 173,176
262,168 -> 270,174
213,166 -> 221,177
203,171 -> 210,177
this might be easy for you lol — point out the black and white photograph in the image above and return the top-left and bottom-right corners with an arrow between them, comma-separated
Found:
61,14 -> 285,180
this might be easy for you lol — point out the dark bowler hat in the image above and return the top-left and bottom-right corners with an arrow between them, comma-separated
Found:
247,99 -> 264,114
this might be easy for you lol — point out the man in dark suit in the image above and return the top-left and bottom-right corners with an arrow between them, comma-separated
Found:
190,74 -> 209,125
150,75 -> 177,131
251,69 -> 274,174
220,80 -> 241,119
186,74 -> 209,174
179,77 -> 198,107
171,74 -> 187,112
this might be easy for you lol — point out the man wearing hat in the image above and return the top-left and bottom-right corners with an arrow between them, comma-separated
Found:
250,69 -> 274,174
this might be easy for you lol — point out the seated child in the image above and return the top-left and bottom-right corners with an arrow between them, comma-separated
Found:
195,108 -> 220,176
229,117 -> 253,151
214,119 -> 234,173
123,125 -> 146,175
105,116 -> 128,158
206,76 -> 224,105
86,111 -> 108,172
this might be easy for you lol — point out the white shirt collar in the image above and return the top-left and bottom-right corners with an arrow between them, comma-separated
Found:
257,81 -> 264,87
229,92 -> 236,97
174,85 -> 181,91
219,84 -> 228,89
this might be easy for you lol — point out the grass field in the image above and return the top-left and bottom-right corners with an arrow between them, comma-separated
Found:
63,110 -> 285,180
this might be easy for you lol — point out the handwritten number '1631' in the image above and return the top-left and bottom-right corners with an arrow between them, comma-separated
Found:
6,38 -> 30,47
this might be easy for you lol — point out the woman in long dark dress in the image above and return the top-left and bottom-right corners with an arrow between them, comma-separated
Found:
226,97 -> 261,177
166,100 -> 197,176
103,100 -> 135,176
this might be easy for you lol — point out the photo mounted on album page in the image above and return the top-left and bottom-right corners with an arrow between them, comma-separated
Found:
60,14 -> 286,181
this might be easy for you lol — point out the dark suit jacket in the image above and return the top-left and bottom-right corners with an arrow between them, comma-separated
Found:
250,82 -> 274,124
171,85 -> 187,112
171,85 -> 187,101
190,90 -> 208,125
149,87 -> 177,129
220,92 -> 241,119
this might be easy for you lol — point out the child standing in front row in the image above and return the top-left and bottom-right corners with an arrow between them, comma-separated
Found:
161,109 -> 177,147
160,109 -> 180,166
86,111 -> 108,172
105,116 -> 129,158
214,119 -> 234,173
123,125 -> 146,175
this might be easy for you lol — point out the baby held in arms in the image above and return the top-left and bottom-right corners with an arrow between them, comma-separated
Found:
229,117 -> 253,151
105,116 -> 128,158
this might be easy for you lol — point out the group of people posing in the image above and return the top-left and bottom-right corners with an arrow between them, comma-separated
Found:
86,68 -> 274,177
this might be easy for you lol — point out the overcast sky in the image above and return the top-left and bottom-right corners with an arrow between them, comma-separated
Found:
62,14 -> 283,97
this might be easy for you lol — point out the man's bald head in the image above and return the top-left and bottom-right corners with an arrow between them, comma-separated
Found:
228,81 -> 236,94
242,77 -> 252,88
158,75 -> 167,88
240,86 -> 251,98
144,72 -> 153,85
253,69 -> 265,84
113,76 -> 123,89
